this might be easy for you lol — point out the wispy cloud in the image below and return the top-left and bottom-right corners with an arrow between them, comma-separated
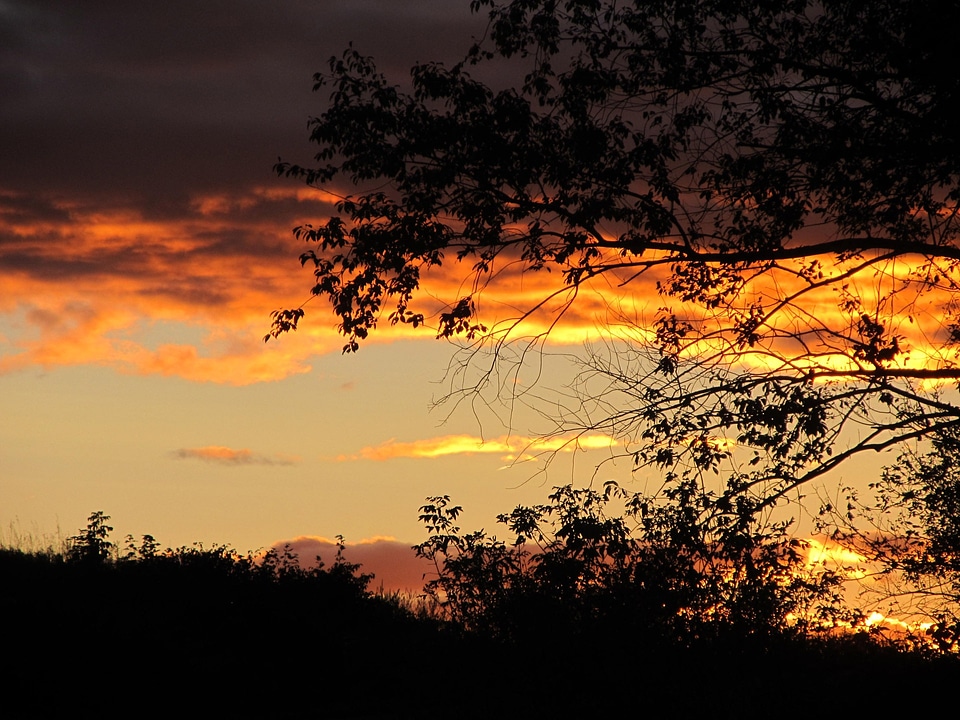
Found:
173,445 -> 299,466
337,433 -> 618,462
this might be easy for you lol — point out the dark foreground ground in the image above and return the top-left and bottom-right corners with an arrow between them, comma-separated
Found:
2,547 -> 956,719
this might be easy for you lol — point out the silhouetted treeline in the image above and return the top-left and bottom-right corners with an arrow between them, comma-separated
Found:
1,511 -> 957,718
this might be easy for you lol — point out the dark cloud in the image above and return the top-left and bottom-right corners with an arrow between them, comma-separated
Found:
0,1 -> 486,213
0,191 -> 71,224
0,186 -> 323,296
0,1 -> 496,382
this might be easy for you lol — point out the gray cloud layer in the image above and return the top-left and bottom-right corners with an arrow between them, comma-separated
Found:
0,0 -> 484,212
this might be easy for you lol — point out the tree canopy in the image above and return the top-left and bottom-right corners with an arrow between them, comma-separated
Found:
271,0 -> 960,552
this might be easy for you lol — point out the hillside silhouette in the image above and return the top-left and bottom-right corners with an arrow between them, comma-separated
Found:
2,508 -> 958,718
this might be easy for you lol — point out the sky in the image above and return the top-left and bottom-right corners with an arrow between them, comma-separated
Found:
0,0 -> 646,590
0,0 -> 917,601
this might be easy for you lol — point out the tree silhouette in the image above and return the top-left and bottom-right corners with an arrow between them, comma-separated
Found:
5,510 -> 958,716
415,483 -> 850,643
66,511 -> 114,564
271,1 -> 960,540
824,424 -> 960,649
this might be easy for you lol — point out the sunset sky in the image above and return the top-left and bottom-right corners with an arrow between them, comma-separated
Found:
1,0 -> 913,597
0,0 -> 651,588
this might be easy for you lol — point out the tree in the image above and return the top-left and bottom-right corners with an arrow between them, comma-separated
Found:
67,511 -> 115,565
270,1 -> 960,547
414,483 -> 849,642
825,424 -> 960,649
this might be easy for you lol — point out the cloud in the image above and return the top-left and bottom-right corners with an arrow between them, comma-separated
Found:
0,1 -> 506,385
0,0 -> 671,388
338,432 -> 618,462
804,537 -> 869,580
269,535 -> 433,593
0,185 -> 662,384
173,445 -> 299,466
3,1 -> 951,388
0,187 -> 360,383
2,179 -> 949,386
0,1 -> 484,207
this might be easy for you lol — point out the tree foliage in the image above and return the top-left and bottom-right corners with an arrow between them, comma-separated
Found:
827,425 -> 960,649
415,482 -> 850,643
0,514 -> 427,717
271,0 -> 960,500
67,511 -> 115,565
270,0 -> 960,623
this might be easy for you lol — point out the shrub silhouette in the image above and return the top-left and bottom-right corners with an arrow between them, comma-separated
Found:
1,513 -> 423,717
3,506 -> 959,718
66,510 -> 114,564
415,483 -> 851,645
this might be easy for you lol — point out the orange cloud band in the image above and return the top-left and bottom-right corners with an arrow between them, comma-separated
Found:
3,184 -> 957,385
337,432 -> 618,462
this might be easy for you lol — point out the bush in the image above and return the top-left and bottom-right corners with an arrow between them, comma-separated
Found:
415,482 -> 850,645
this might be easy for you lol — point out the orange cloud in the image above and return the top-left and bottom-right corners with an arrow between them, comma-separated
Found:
2,186 -> 622,384
430,237 -> 960,380
337,432 -> 618,462
0,186 -> 424,384
3,183 -> 956,386
174,445 -> 299,466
